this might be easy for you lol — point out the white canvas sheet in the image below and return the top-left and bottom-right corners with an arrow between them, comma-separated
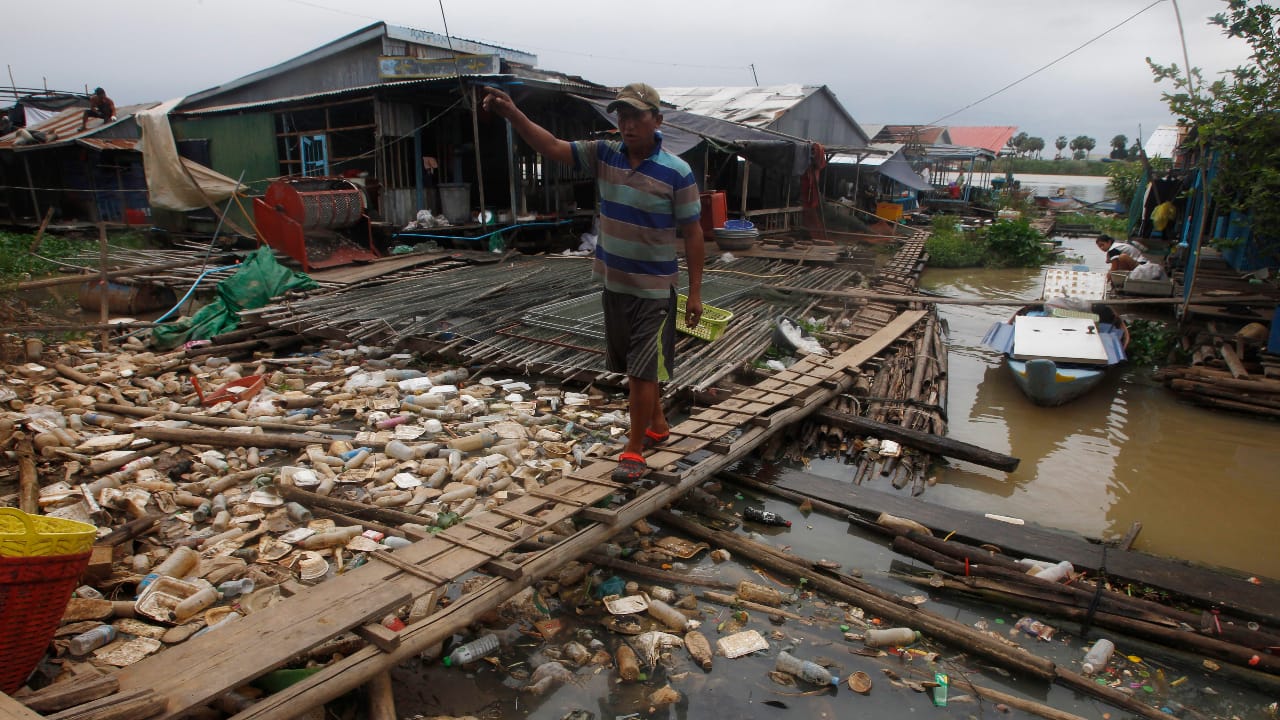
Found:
137,98 -> 243,212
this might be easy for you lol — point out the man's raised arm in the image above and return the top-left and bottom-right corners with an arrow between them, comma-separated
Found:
482,87 -> 574,166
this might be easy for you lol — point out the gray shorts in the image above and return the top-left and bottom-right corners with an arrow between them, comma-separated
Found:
602,288 -> 676,382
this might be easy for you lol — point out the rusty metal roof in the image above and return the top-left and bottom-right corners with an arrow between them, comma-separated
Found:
946,126 -> 1018,154
0,102 -> 157,152
78,138 -> 140,151
874,125 -> 951,145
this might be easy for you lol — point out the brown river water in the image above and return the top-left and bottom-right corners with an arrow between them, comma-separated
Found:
920,236 -> 1280,581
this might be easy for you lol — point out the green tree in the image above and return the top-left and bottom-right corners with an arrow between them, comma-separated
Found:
1054,135 -> 1068,159
1110,134 -> 1129,160
1148,0 -> 1280,250
1127,140 -> 1143,159
1027,136 -> 1046,158
1068,135 -> 1096,160
1011,131 -> 1031,157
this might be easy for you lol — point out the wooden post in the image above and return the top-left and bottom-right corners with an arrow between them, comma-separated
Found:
96,222 -> 111,349
470,85 -> 486,225
505,117 -> 517,226
364,672 -> 396,720
739,159 -> 749,218
28,207 -> 55,253
17,437 -> 39,514
22,155 -> 40,221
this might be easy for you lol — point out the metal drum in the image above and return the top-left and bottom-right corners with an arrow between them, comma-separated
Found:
263,178 -> 364,231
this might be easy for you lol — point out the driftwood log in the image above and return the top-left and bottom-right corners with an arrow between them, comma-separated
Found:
813,406 -> 1019,471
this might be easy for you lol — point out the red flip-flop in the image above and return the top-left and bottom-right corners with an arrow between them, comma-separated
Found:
611,452 -> 648,482
642,429 -> 670,450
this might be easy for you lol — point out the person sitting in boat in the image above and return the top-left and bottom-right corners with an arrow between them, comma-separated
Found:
1096,234 -> 1147,272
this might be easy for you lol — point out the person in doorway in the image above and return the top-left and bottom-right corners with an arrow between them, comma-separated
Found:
482,82 -> 704,483
1096,234 -> 1147,272
79,88 -> 116,131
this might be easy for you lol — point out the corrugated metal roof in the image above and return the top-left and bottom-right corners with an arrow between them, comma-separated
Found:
858,123 -> 885,141
178,72 -> 607,117
0,102 -> 156,151
946,126 -> 1018,154
1144,124 -> 1184,159
78,138 -> 139,151
874,125 -> 950,145
828,143 -> 903,166
182,21 -> 536,109
656,85 -> 817,128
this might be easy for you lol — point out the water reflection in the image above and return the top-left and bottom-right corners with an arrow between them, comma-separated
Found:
924,236 -> 1280,580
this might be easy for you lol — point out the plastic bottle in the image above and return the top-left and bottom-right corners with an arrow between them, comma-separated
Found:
864,627 -> 921,648
297,526 -> 363,549
1033,560 -> 1074,583
404,393 -> 445,409
774,650 -> 838,686
743,507 -> 791,527
443,633 -> 500,666
647,598 -> 693,632
173,587 -> 219,622
218,578 -> 256,598
153,546 -> 199,579
447,430 -> 498,453
429,368 -> 469,386
385,440 -> 437,461
285,502 -> 314,524
1082,638 -> 1116,675
68,625 -> 117,656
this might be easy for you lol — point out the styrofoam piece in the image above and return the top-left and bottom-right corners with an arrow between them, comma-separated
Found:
717,629 -> 770,659
604,594 -> 650,615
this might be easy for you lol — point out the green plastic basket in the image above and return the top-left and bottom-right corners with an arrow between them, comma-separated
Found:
676,294 -> 732,341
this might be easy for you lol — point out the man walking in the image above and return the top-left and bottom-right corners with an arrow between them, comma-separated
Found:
483,83 -> 705,482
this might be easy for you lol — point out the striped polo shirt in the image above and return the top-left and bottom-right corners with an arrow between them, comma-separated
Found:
571,134 -> 701,299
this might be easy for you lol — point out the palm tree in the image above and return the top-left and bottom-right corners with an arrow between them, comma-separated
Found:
1054,136 -> 1068,160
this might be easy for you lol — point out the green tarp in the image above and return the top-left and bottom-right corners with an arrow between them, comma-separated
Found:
152,247 -> 317,350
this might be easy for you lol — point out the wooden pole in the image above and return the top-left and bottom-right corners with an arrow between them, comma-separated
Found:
11,257 -> 232,292
276,484 -> 429,537
97,222 -> 110,349
813,406 -> 1019,471
94,403 -> 359,438
470,85 -> 486,226
17,437 -> 39,514
129,425 -> 355,452
948,675 -> 1087,720
22,155 -> 40,221
28,206 -> 55,252
765,284 -> 1273,308
364,672 -> 396,720
88,443 -> 174,475
654,510 -> 1057,680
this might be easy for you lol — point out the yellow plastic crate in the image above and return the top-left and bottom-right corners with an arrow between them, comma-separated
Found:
0,508 -> 97,558
675,294 -> 733,341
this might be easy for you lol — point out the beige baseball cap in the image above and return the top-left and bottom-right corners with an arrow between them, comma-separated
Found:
607,83 -> 661,113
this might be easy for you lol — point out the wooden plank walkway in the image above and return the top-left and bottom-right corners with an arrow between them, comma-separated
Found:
100,315 -> 927,720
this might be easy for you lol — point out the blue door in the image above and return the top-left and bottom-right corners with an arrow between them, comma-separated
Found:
300,135 -> 329,176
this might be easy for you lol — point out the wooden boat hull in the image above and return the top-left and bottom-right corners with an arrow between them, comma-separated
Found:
1007,358 -> 1109,406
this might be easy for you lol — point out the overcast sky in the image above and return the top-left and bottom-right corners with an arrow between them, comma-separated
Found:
5,0 -> 1255,150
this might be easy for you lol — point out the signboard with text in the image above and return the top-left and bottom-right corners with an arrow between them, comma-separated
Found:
378,54 -> 500,80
